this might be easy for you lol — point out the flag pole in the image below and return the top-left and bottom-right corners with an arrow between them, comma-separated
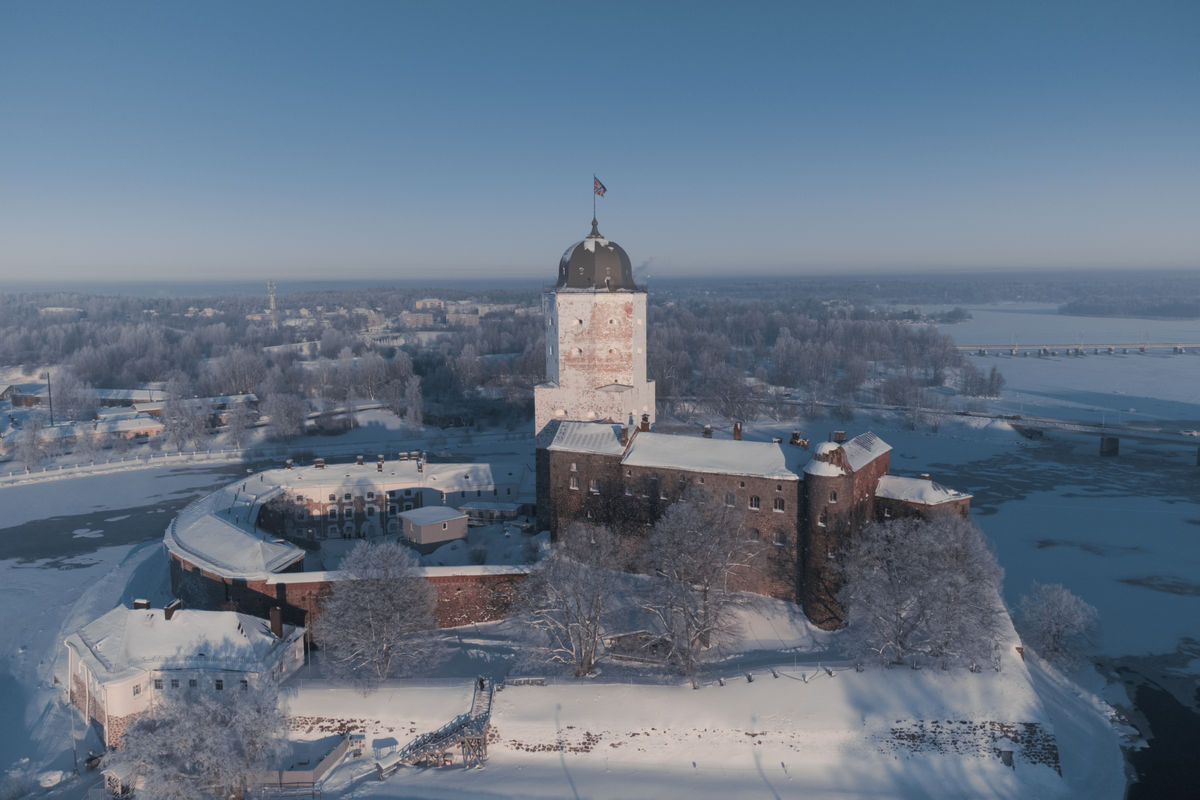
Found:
592,174 -> 597,222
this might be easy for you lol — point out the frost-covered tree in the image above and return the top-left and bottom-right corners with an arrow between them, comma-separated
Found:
404,376 -> 423,428
261,393 -> 307,440
1018,582 -> 1098,666
838,515 -> 1005,667
223,402 -> 255,449
52,367 -> 97,421
102,679 -> 287,800
315,541 -> 438,688
523,522 -> 621,677
641,488 -> 757,676
16,412 -> 46,469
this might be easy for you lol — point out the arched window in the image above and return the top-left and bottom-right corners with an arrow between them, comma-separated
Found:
829,490 -> 838,503
774,498 -> 786,512
818,511 -> 828,527
569,476 -> 580,490
749,496 -> 761,510
749,528 -> 762,541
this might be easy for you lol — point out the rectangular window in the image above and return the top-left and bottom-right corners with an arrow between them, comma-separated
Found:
132,684 -> 141,696
328,493 -> 336,502
773,498 -> 786,512
404,488 -> 413,497
570,462 -> 578,472
189,679 -> 197,688
569,476 -> 579,491
153,679 -> 163,690
624,484 -> 633,496
328,509 -> 337,520
170,679 -> 179,689
215,679 -> 224,690
366,492 -> 374,500
240,679 -> 249,691
749,496 -> 761,510
724,492 -> 735,507
590,479 -> 601,495
774,530 -> 786,546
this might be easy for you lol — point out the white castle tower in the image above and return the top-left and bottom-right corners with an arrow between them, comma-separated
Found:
534,218 -> 656,442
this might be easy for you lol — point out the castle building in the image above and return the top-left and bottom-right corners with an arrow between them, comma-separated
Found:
533,219 -> 656,444
535,221 -> 972,629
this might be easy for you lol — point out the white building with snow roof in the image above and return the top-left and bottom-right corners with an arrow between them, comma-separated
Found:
64,602 -> 304,747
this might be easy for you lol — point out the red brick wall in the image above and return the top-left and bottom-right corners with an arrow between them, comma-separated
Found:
170,554 -> 527,635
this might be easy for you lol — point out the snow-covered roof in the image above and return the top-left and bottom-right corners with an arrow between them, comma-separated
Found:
622,432 -> 804,480
803,457 -> 846,478
164,484 -> 305,578
400,506 -> 466,526
165,457 -> 535,580
842,432 -> 891,471
65,606 -> 304,684
259,458 -> 528,496
545,421 -> 627,456
875,475 -> 971,505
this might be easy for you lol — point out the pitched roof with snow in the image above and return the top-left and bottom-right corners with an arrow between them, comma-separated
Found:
621,432 -> 804,480
875,475 -> 971,505
841,432 -> 891,471
65,606 -> 304,684
545,421 -> 627,456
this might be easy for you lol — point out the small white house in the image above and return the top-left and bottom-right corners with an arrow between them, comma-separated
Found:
398,506 -> 468,549
64,602 -> 305,747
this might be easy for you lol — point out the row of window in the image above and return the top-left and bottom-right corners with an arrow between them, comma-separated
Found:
135,677 -> 248,695
568,477 -> 787,512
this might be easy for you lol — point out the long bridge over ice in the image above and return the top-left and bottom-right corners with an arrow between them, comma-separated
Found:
956,343 -> 1200,355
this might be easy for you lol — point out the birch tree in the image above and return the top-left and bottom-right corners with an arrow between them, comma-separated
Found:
315,541 -> 437,689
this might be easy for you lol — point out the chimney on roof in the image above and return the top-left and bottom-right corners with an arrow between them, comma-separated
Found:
314,458 -> 325,469
285,458 -> 293,470
919,473 -> 931,480
620,426 -> 629,446
640,414 -> 650,432
269,606 -> 283,639
133,599 -> 150,610
733,421 -> 743,441
377,454 -> 385,472
355,455 -> 364,466
164,599 -> 182,620
702,425 -> 712,439
833,430 -> 847,444
772,437 -> 782,443
790,430 -> 802,446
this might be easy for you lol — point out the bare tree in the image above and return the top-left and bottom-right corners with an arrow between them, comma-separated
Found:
261,393 -> 307,440
522,522 -> 621,677
640,488 -> 756,676
16,412 -> 46,470
315,541 -> 438,689
404,375 -> 423,428
1018,582 -> 1098,667
838,515 -> 1005,667
102,679 -> 287,800
223,402 -> 255,449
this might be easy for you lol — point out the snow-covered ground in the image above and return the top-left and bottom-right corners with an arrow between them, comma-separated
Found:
4,306 -> 1197,797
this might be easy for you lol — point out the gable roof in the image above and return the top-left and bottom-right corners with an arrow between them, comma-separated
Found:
842,432 -> 891,472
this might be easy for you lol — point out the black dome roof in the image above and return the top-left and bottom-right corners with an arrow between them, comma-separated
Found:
556,219 -> 637,290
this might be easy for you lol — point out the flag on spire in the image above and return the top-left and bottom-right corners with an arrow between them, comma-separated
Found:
593,176 -> 607,197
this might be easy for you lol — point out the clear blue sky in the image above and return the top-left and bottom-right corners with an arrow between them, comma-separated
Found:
1,1 -> 1196,281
